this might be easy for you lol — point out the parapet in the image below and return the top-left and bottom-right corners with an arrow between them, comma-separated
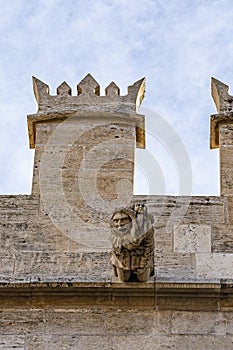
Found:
32,73 -> 145,114
28,73 -> 146,149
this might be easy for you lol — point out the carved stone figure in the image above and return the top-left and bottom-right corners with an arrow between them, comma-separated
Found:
110,203 -> 154,282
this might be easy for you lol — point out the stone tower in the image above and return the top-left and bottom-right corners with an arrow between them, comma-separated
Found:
2,75 -> 233,349
28,74 -> 145,248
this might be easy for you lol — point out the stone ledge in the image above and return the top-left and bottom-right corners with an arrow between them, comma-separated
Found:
27,110 -> 145,149
0,280 -> 231,311
210,112 -> 233,149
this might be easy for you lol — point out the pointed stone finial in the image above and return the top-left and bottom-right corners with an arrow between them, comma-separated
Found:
57,81 -> 72,95
77,73 -> 100,96
32,76 -> 50,104
127,78 -> 146,109
211,77 -> 233,113
105,82 -> 120,97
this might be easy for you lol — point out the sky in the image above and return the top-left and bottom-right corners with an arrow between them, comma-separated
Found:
0,0 -> 233,196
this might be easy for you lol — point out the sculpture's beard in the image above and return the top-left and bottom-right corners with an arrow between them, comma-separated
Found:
117,223 -> 132,235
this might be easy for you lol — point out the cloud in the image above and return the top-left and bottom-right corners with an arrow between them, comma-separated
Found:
0,0 -> 232,194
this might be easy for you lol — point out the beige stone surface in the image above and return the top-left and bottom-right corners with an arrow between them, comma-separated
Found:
171,311 -> 226,335
31,116 -> 140,248
21,334 -> 233,350
196,253 -> 233,279
173,224 -> 211,253
225,195 -> 233,224
0,335 -> 25,349
32,74 -> 145,115
220,124 -> 233,195
154,223 -> 173,254
0,194 -> 231,283
156,252 -> 196,281
2,308 -> 233,349
212,224 -> 233,252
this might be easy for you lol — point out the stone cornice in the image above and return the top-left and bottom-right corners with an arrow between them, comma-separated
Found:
210,112 -> 233,149
0,280 -> 232,311
27,110 -> 145,149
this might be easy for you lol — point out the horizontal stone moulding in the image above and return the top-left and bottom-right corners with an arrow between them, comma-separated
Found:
0,280 -> 232,310
27,110 -> 145,149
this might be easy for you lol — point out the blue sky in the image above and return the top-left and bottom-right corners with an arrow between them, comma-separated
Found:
0,0 -> 232,195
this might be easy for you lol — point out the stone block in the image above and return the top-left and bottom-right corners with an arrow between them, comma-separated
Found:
12,251 -> 112,282
212,225 -> 233,253
156,253 -> 196,280
181,197 -> 224,225
44,309 -> 105,334
0,335 -> 25,349
24,335 -> 52,350
173,225 -> 211,253
226,196 -> 233,224
154,224 -> 173,254
0,309 -> 45,335
163,334 -> 233,350
133,196 -> 224,227
196,253 -> 233,279
105,309 -> 154,334
171,311 -> 226,335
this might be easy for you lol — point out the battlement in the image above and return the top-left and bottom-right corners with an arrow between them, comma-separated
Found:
32,73 -> 145,114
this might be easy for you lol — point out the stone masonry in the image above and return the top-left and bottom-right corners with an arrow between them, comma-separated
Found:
1,75 -> 233,349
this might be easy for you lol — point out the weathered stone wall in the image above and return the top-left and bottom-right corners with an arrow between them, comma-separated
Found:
1,195 -> 233,349
1,308 -> 233,349
1,194 -> 231,283
0,195 -> 111,283
32,118 -> 136,199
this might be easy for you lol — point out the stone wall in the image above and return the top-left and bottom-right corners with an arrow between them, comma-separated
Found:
1,193 -> 233,349
1,308 -> 233,349
1,194 -> 233,348
1,194 -> 232,283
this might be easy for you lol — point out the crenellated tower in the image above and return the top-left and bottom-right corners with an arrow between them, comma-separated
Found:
27,73 -> 145,247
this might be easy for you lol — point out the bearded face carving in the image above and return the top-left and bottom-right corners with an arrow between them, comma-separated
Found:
109,203 -> 154,282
